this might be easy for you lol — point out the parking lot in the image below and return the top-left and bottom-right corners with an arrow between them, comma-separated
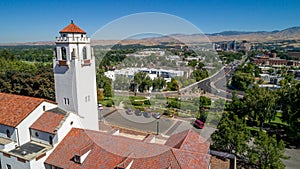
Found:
99,107 -> 216,139
100,107 -> 174,134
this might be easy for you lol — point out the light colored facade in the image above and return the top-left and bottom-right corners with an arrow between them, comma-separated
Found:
53,21 -> 99,131
105,67 -> 184,83
0,21 -> 98,169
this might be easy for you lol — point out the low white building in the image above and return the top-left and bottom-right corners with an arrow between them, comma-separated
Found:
105,67 -> 184,83
0,93 -> 83,169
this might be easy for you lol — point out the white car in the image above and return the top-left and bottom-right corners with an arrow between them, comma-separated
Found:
98,104 -> 104,110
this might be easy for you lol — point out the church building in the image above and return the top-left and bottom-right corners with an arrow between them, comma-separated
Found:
0,22 -> 212,169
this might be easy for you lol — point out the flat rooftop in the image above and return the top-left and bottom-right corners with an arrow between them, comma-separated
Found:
0,137 -> 13,146
8,141 -> 52,160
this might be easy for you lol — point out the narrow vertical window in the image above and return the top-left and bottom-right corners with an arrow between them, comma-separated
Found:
82,47 -> 87,60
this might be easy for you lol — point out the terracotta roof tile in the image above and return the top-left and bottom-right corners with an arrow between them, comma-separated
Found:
59,21 -> 86,34
30,109 -> 65,134
45,128 -> 211,169
165,129 -> 210,154
164,129 -> 188,148
180,129 -> 210,153
172,148 -> 211,169
0,93 -> 45,127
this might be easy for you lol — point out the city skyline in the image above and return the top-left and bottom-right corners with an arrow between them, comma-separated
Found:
0,0 -> 300,42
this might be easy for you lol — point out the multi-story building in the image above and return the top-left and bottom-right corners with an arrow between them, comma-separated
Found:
0,22 -> 213,169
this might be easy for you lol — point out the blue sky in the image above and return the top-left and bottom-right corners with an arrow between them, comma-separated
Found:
0,0 -> 299,43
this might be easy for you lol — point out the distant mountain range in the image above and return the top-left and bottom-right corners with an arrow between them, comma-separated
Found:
1,27 -> 300,46
204,27 -> 300,40
92,27 -> 300,46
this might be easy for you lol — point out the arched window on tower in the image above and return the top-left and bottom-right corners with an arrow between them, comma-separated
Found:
82,47 -> 87,60
61,47 -> 67,60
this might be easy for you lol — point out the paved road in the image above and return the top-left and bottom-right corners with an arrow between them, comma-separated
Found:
198,67 -> 245,99
282,148 -> 300,169
102,109 -> 174,134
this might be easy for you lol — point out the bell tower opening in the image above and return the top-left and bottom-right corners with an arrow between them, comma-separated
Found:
61,47 -> 67,60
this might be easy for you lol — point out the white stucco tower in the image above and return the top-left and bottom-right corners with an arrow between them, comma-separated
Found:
53,21 -> 98,131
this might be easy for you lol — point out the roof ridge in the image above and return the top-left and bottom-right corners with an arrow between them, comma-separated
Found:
170,148 -> 183,168
178,129 -> 191,149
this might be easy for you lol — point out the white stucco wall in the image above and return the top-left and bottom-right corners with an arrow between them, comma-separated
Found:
54,36 -> 98,131
56,113 -> 80,142
74,56 -> 99,131
30,129 -> 56,145
0,153 -> 30,169
16,101 -> 57,145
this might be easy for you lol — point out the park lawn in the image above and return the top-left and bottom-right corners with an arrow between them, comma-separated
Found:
269,111 -> 288,126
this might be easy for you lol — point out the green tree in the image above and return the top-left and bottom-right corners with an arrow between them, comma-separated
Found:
152,77 -> 166,91
243,85 -> 277,129
188,60 -> 198,67
199,96 -> 211,108
192,69 -> 208,82
196,96 -> 211,120
248,131 -> 287,169
278,81 -> 300,144
0,49 -> 15,60
133,72 -> 152,92
211,115 -> 250,155
227,92 -> 247,118
166,78 -> 179,91
96,69 -> 112,97
231,72 -> 254,90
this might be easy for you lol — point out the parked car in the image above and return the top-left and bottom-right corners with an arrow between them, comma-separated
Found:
126,108 -> 133,115
135,110 -> 142,116
193,120 -> 204,129
143,112 -> 151,118
152,112 -> 161,119
98,104 -> 103,110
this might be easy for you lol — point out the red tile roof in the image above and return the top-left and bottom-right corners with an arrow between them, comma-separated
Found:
30,110 -> 65,134
172,148 -> 211,169
45,128 -> 211,169
0,93 -> 45,127
165,129 -> 210,154
59,21 -> 86,34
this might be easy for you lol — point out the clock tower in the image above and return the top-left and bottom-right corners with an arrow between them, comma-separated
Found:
53,21 -> 98,131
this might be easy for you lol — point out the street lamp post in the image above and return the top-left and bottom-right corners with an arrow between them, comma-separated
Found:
156,119 -> 160,135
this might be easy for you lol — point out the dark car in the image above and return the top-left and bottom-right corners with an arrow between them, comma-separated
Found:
126,108 -> 133,115
152,112 -> 161,119
143,112 -> 151,118
135,110 -> 142,116
193,120 -> 204,129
